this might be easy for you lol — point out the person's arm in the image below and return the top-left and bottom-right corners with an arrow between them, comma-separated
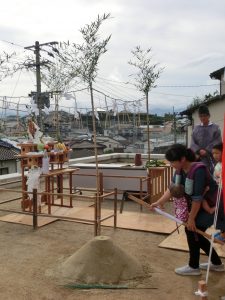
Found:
205,126 -> 222,153
149,188 -> 171,210
202,199 -> 215,214
190,127 -> 201,153
187,201 -> 202,231
149,172 -> 177,210
187,167 -> 206,231
202,200 -> 210,211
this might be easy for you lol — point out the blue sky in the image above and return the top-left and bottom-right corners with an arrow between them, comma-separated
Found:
0,0 -> 225,115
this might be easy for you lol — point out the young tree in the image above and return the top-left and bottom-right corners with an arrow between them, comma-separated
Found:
40,58 -> 77,140
0,52 -> 19,82
69,13 -> 111,235
129,46 -> 163,160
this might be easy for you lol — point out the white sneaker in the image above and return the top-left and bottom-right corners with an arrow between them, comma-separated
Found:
199,262 -> 225,272
175,265 -> 201,276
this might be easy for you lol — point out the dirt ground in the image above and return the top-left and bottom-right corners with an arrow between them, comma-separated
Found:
0,190 -> 225,300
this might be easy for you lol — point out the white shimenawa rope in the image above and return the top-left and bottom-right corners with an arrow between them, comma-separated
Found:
205,178 -> 222,284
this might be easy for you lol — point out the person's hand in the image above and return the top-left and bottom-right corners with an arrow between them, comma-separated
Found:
149,201 -> 164,211
195,153 -> 200,161
209,206 -> 215,214
186,217 -> 196,231
214,171 -> 220,178
199,149 -> 207,157
203,186 -> 209,196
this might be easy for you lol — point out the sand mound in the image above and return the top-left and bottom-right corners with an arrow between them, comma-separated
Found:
60,235 -> 145,284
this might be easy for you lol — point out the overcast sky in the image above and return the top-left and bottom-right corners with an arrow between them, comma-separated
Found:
0,0 -> 225,115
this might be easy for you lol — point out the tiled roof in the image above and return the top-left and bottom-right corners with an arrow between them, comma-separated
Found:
70,140 -> 106,149
210,67 -> 225,80
0,140 -> 13,148
0,140 -> 20,160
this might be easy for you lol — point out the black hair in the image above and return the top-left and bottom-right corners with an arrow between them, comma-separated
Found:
198,105 -> 210,116
165,143 -> 196,162
212,143 -> 223,152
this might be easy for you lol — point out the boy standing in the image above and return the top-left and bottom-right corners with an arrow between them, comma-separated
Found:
191,105 -> 222,173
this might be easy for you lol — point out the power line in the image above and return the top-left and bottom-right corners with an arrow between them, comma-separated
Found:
93,87 -> 145,104
93,82 -> 137,102
97,76 -> 220,88
95,79 -> 194,99
157,83 -> 220,88
95,79 -> 140,101
96,77 -> 219,98
0,39 -> 25,49
0,39 -> 221,92
10,69 -> 22,98
150,91 -> 194,98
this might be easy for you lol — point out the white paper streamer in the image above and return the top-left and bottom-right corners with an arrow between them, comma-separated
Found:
26,168 -> 42,205
194,289 -> 208,297
43,106 -> 50,115
154,207 -> 183,225
94,109 -> 100,120
112,100 -> 118,116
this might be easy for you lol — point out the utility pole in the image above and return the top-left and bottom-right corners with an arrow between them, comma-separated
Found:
24,41 -> 58,132
53,91 -> 62,140
104,96 -> 109,129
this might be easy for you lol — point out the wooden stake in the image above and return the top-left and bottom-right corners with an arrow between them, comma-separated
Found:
32,188 -> 38,230
197,280 -> 208,300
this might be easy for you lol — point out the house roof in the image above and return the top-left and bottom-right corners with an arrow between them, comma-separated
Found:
180,94 -> 225,116
96,136 -> 123,144
70,140 -> 106,149
210,67 -> 225,80
1,138 -> 20,149
0,140 -> 20,160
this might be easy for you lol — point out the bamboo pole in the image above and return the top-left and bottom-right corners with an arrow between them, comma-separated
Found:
195,280 -> 208,299
32,188 -> 38,230
90,82 -> 101,236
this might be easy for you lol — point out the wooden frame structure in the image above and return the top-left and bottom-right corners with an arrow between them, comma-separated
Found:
0,186 -> 118,236
72,165 -> 173,205
16,143 -> 71,211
